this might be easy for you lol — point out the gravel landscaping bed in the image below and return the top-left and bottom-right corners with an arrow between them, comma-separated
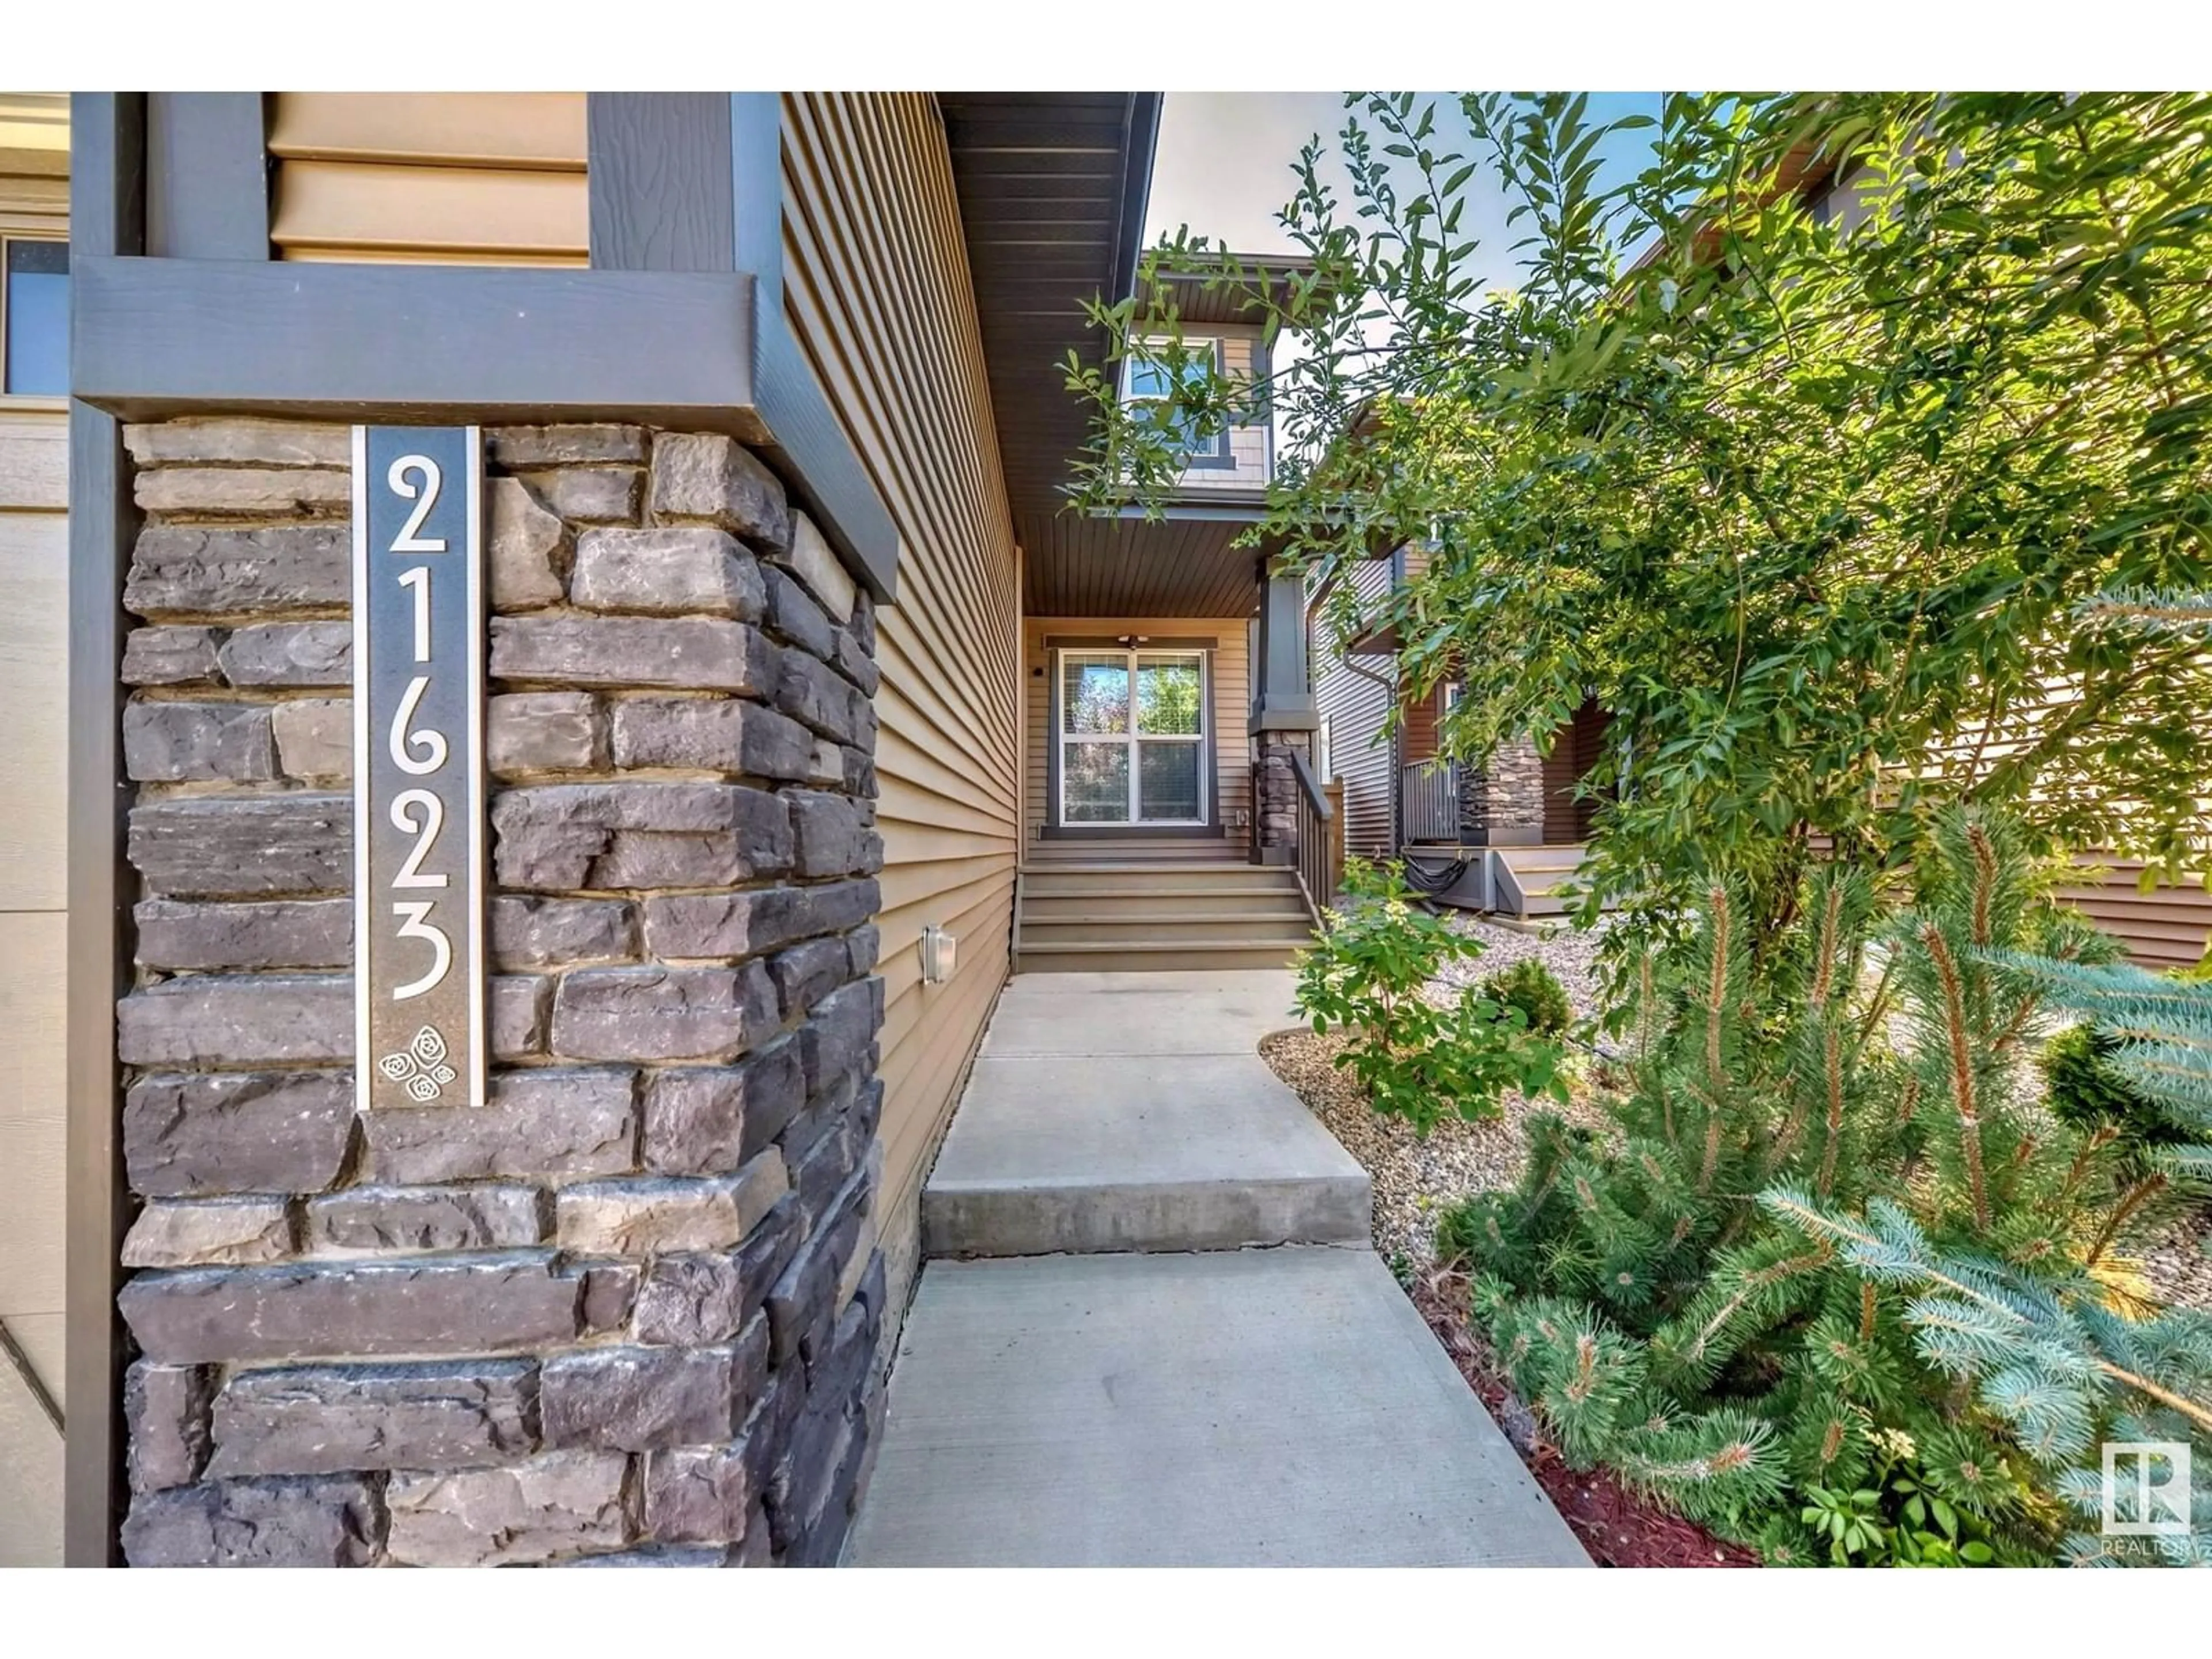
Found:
1429,913 -> 1608,1017
1263,904 -> 2212,1306
1257,1025 -> 1609,1268
2142,1211 -> 2212,1312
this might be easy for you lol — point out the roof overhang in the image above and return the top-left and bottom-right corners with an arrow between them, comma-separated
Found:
1133,256 -> 1332,330
938,92 -> 1161,587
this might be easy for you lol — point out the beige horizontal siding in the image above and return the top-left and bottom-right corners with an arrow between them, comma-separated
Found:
1168,329 -> 1268,495
268,92 -> 585,169
0,112 -> 69,1566
2058,857 -> 2212,971
780,93 -> 1021,1268
1025,616 -> 1252,843
269,93 -> 587,266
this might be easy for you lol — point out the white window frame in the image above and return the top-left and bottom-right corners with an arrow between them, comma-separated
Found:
1120,335 -> 1230,464
1055,647 -> 1210,827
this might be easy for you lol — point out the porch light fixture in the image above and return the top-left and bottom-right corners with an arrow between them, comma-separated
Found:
921,924 -> 957,986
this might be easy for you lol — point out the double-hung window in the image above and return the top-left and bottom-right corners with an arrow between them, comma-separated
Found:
1122,335 -> 1229,465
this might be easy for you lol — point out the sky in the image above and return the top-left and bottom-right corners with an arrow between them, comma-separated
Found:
1145,91 -> 1665,285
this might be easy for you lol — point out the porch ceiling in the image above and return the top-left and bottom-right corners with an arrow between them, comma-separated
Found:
935,92 -> 1284,622
938,93 -> 1158,535
1025,511 -> 1267,619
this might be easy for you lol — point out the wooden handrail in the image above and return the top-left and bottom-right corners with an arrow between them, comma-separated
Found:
1288,749 -> 1339,921
1289,748 -> 1332,819
1325,778 -> 1346,907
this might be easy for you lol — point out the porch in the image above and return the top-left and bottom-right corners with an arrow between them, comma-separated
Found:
1014,555 -> 1342,970
1396,756 -> 1593,919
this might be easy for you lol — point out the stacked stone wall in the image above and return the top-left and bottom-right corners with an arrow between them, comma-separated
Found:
111,416 -> 887,1567
1459,736 -> 1544,842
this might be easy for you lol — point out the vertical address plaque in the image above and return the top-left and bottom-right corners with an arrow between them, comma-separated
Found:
353,425 -> 486,1112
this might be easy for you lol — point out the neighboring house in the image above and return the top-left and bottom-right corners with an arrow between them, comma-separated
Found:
1309,542 -> 1613,918
1305,146 -> 2210,960
1,90 -> 1339,1569
0,89 -> 69,1573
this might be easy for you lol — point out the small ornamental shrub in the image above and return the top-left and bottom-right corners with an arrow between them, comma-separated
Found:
2040,1022 -> 2194,1156
1482,959 -> 1574,1037
1441,808 -> 2212,1566
1294,858 -> 1566,1133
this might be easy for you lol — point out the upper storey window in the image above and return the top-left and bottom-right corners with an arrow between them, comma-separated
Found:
1122,336 -> 1231,467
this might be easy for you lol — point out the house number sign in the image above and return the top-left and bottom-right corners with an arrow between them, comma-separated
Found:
353,426 -> 485,1112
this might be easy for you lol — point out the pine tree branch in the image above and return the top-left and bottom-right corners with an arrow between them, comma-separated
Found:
1922,923 -> 1993,1232
2085,1174 -> 2168,1271
1817,1021 -> 1845,1198
1763,1190 -> 2212,1435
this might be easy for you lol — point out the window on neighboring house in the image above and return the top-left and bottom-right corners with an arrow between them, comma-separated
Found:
1316,716 -> 1334,783
3,237 -> 68,397
1123,336 -> 1230,465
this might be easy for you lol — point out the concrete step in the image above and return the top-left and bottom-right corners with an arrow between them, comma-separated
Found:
844,1247 -> 1592,1567
925,1052 -> 1366,1254
1019,911 -> 1316,946
925,970 -> 1360,1255
1013,940 -> 1306,973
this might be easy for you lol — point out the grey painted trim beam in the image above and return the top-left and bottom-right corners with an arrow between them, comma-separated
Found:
65,91 -> 145,1571
71,256 -> 770,437
70,93 -> 899,605
586,90 -> 897,604
586,93 -> 734,272
1108,501 -> 1267,525
144,93 -> 268,260
1250,571 -> 1320,734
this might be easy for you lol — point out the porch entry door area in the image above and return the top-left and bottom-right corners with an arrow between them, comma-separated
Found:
1056,649 -> 1208,827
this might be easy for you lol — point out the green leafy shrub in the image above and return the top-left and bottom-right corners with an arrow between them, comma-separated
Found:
1294,858 -> 1566,1132
1482,959 -> 1574,1037
1441,808 -> 2212,1564
1786,1438 -> 2011,1567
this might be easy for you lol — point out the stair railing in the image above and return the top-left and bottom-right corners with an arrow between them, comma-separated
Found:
1289,749 -> 1340,925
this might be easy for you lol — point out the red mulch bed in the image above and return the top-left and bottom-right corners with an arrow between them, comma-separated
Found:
1410,1271 -> 1762,1569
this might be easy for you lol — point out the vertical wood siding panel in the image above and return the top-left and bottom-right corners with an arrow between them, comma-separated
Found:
780,94 -> 1019,1234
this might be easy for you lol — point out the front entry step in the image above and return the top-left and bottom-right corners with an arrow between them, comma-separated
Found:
922,969 -> 1368,1256
1013,940 -> 1309,973
1015,861 -> 1315,973
843,1248 -> 1592,1567
923,1052 -> 1370,1255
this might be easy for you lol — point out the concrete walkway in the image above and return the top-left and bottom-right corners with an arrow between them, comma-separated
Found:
845,969 -> 1589,1568
921,971 -> 1370,1256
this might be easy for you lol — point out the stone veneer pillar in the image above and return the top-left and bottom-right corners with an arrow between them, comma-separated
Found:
1253,730 -> 1310,864
109,418 -> 887,1567
1458,735 -> 1545,846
